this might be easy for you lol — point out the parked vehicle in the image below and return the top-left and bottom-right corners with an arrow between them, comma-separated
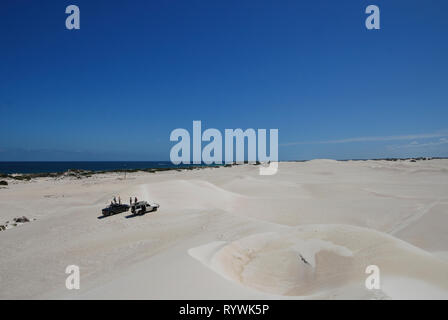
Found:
102,203 -> 130,216
131,201 -> 159,215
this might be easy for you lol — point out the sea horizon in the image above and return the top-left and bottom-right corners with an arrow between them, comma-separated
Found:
0,157 -> 445,174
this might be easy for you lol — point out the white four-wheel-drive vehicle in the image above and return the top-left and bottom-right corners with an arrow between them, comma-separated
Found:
131,201 -> 160,215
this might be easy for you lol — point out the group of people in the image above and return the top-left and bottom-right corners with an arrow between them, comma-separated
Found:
111,196 -> 121,205
111,196 -> 139,205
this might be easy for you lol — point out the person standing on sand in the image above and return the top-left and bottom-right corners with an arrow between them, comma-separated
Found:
118,196 -> 121,204
130,197 -> 132,205
134,197 -> 138,203
113,196 -> 117,204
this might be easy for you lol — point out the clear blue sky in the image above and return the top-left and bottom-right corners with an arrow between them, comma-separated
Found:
1,0 -> 447,160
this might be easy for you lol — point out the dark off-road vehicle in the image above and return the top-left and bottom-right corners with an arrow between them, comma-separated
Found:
102,203 -> 130,216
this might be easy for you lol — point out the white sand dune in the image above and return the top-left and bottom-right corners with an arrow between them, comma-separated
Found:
189,225 -> 448,299
1,160 -> 448,299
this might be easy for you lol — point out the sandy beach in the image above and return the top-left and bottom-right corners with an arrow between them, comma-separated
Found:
1,160 -> 448,299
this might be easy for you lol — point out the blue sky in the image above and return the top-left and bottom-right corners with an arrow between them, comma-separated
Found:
0,0 -> 447,161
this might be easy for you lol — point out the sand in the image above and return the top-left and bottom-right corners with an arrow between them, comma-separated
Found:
0,159 -> 447,299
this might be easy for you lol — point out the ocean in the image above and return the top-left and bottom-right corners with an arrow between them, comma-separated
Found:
0,161 -> 210,174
